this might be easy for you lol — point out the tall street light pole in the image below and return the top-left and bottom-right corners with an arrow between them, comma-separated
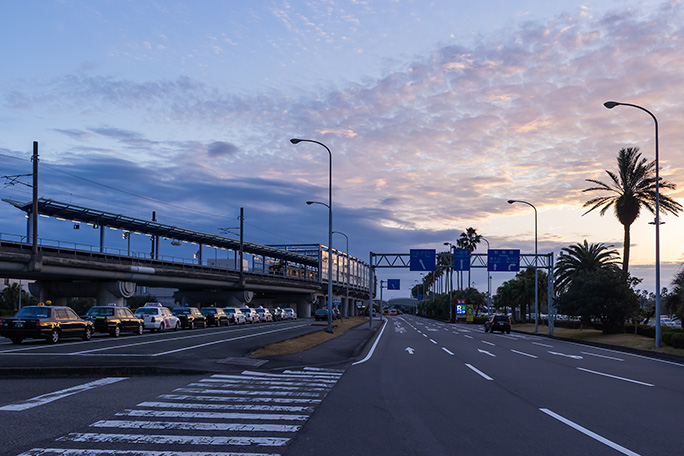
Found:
481,236 -> 492,312
604,101 -> 662,348
291,138 -> 333,333
508,199 -> 538,333
306,201 -> 334,332
333,231 -> 350,317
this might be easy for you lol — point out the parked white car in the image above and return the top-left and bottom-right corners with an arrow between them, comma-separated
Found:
283,307 -> 297,320
134,304 -> 180,332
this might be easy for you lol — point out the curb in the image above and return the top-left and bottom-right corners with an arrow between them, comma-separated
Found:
512,329 -> 684,364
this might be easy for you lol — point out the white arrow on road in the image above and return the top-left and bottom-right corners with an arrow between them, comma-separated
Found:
477,349 -> 495,357
405,347 -> 415,355
548,351 -> 583,360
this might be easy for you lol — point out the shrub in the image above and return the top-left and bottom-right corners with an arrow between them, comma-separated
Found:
670,333 -> 684,349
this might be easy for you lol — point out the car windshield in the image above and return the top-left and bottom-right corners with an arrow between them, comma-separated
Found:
201,309 -> 216,314
225,309 -> 236,314
494,316 -> 509,322
173,309 -> 191,315
136,308 -> 159,315
87,308 -> 115,317
15,307 -> 51,319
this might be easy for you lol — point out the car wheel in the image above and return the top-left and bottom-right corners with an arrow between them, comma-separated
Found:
46,329 -> 60,344
189,321 -> 194,330
174,321 -> 180,331
82,327 -> 93,341
507,329 -> 511,334
136,324 -> 144,335
110,325 -> 121,337
10,337 -> 23,345
203,320 -> 208,328
158,323 -> 165,333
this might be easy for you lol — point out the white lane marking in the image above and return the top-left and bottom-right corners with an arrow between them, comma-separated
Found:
423,334 -> 428,337
441,347 -> 454,356
581,352 -> 624,361
465,364 -> 493,381
158,394 -> 321,404
136,401 -> 313,413
209,374 -> 338,384
239,370 -> 341,379
540,408 -> 641,456
511,349 -> 538,358
481,340 -> 495,346
91,420 -> 301,433
576,368 -> 654,387
116,409 -> 309,421
429,339 -> 437,344
405,347 -> 415,355
477,349 -> 495,357
57,432 -> 289,447
352,318 -> 387,366
548,351 -> 583,360
173,388 -> 321,398
532,342 -> 553,348
189,382 -> 329,392
18,450 -> 281,456
0,378 -> 127,412
464,335 -> 473,339
153,326 -> 311,356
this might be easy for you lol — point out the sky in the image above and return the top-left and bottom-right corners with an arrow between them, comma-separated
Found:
2,0 -> 684,301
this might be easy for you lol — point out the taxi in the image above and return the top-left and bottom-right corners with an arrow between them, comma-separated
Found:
172,306 -> 208,329
0,303 -> 94,344
85,304 -> 144,337
134,303 -> 180,332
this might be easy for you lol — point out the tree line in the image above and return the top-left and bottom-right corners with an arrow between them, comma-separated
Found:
414,147 -> 684,333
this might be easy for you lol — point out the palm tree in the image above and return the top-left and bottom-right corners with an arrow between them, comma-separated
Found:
554,241 -> 621,294
583,147 -> 682,273
458,227 -> 482,289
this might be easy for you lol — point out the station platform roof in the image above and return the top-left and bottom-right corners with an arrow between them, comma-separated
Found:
4,198 -> 318,267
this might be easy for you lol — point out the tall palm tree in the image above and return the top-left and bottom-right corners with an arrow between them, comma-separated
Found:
583,147 -> 682,273
458,227 -> 482,289
554,240 -> 621,294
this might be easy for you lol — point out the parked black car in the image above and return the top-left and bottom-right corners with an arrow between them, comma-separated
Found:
172,307 -> 207,329
484,315 -> 512,334
314,308 -> 330,321
200,307 -> 229,326
0,305 -> 94,344
85,305 -> 144,337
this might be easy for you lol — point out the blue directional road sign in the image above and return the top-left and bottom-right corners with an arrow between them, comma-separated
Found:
452,248 -> 470,271
487,249 -> 520,272
387,279 -> 400,290
410,249 -> 436,271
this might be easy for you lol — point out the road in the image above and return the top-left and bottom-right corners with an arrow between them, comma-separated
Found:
0,318 -> 321,373
1,315 -> 682,456
285,315 -> 684,456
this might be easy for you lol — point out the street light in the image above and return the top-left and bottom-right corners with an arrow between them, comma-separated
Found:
444,242 -> 455,322
305,200 -> 334,332
333,230 -> 350,318
481,236 -> 492,312
291,138 -> 333,333
604,101 -> 662,348
508,199 -> 539,333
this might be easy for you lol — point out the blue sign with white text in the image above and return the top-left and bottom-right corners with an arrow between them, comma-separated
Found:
410,249 -> 436,271
487,249 -> 520,272
387,279 -> 400,290
452,248 -> 470,271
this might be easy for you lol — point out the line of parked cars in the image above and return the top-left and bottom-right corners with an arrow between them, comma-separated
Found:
0,302 -> 298,344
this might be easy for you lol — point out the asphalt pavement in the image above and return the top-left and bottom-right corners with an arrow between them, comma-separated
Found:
0,318 -> 384,377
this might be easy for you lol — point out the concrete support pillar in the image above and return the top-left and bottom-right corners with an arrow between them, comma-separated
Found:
28,280 -> 136,306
